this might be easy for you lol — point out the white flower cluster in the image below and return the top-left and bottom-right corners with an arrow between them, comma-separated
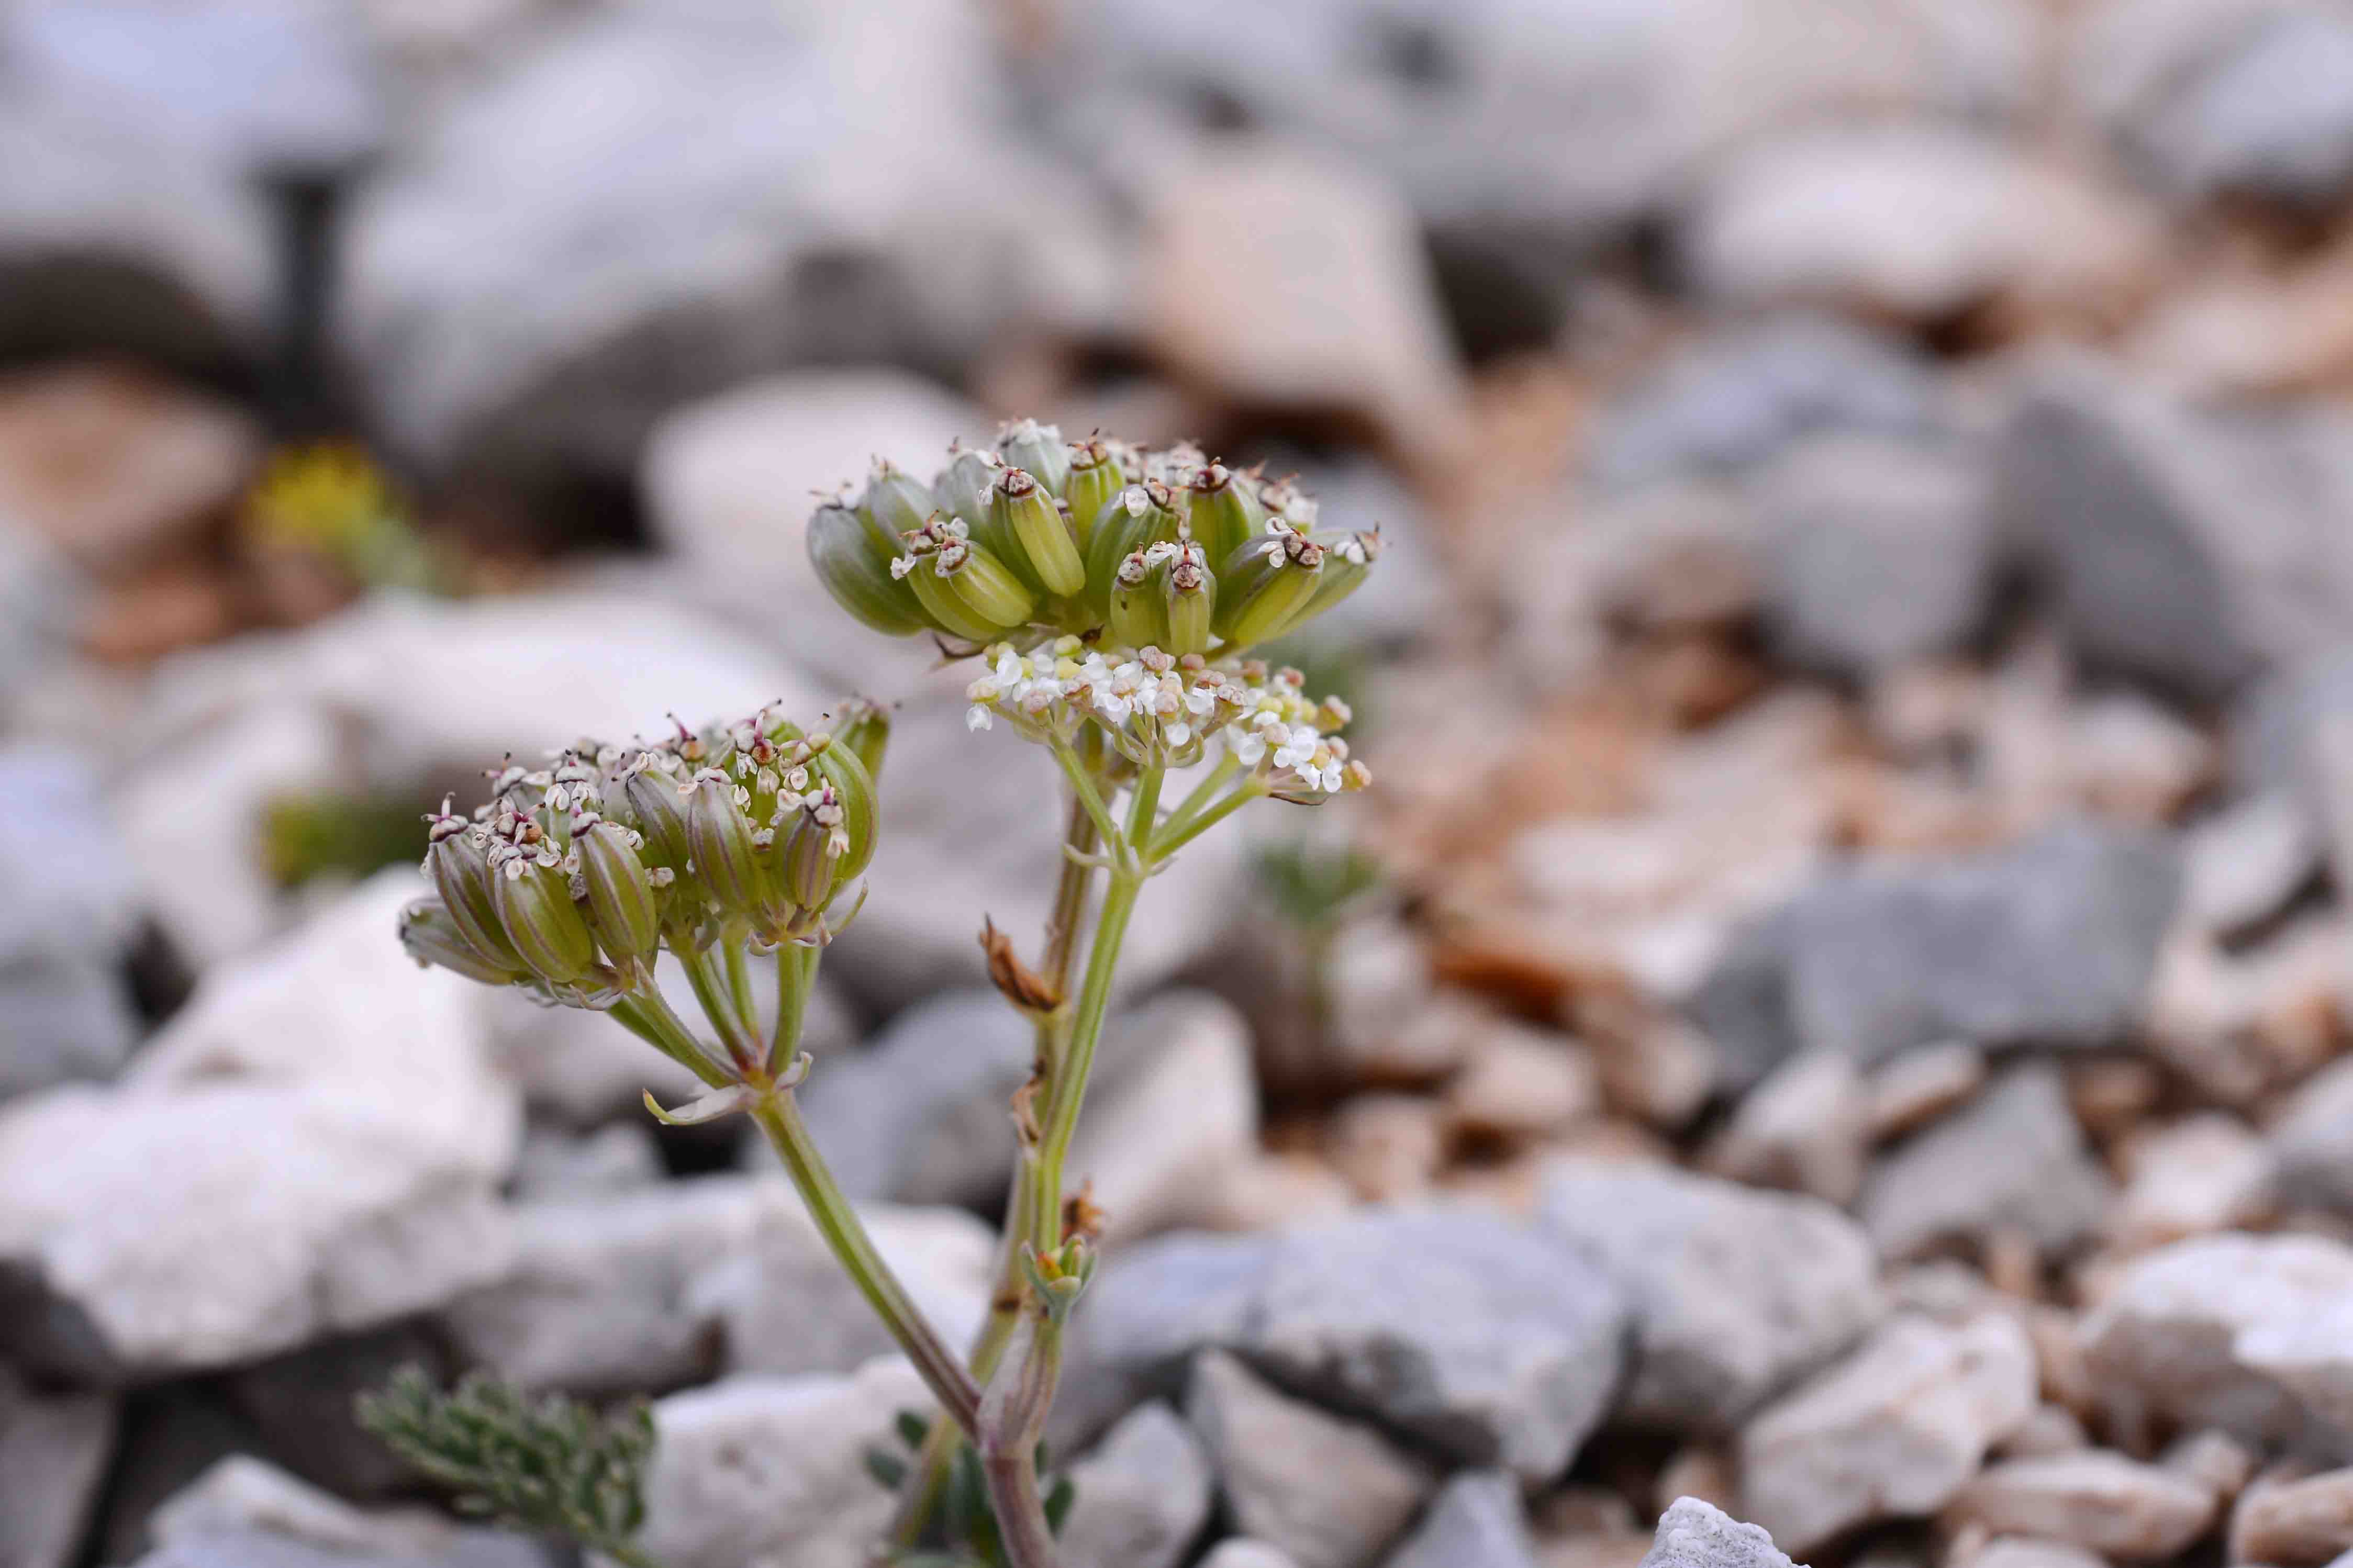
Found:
964,637 -> 1368,801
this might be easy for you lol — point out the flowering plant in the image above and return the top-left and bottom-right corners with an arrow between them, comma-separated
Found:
388,422 -> 1373,1567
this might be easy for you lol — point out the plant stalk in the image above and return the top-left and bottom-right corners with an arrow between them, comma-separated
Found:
746,1093 -> 982,1434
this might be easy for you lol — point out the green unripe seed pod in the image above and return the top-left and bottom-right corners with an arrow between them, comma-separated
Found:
492,855 -> 600,985
575,819 -> 659,972
807,738 -> 879,888
400,898 -> 528,985
939,535 -> 1039,631
1184,462 -> 1264,571
862,460 -> 936,536
903,555 -> 1011,642
828,698 -> 889,781
1108,550 -> 1167,651
683,769 -> 770,921
933,444 -> 999,532
995,419 -> 1070,498
1296,528 -> 1381,629
988,467 -> 1085,597
1064,438 -> 1123,551
1213,530 -> 1326,645
620,760 -> 694,874
426,816 -> 526,971
1162,539 -> 1215,657
807,495 -> 930,636
1084,480 -> 1183,618
775,802 -> 838,914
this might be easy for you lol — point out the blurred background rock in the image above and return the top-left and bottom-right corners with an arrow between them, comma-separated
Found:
12,1 -> 2353,1566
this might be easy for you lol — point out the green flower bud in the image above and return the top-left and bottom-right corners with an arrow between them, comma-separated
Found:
828,698 -> 889,780
491,853 -> 600,985
893,519 -> 1037,637
932,443 -> 999,532
995,418 -> 1070,497
399,898 -> 528,985
861,460 -> 936,535
807,494 -> 929,636
425,811 -> 526,972
982,467 -> 1085,597
1084,480 -> 1183,619
575,819 -> 659,976
1184,461 -> 1265,572
1064,438 -> 1123,552
1212,527 -> 1325,645
683,768 -> 771,921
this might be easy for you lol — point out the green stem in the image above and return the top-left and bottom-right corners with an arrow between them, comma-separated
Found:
679,945 -> 759,1069
894,793 -> 1099,1552
771,941 -> 816,1071
1155,752 -> 1240,843
1124,759 -> 1166,845
747,1093 -> 982,1433
1151,781 -> 1266,860
723,938 -> 757,1039
614,989 -> 736,1090
1048,736 -> 1123,856
976,1311 -> 1065,1568
1028,869 -> 1143,1252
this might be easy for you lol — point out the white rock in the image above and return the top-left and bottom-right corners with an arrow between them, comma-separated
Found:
442,1177 -> 766,1394
1541,1160 -> 1883,1433
636,1359 -> 929,1568
1068,992 -> 1259,1246
2272,1058 -> 2353,1215
0,872 -> 519,1377
1860,1066 -> 2113,1262
1738,1313 -> 2038,1553
1141,141 -> 1469,469
1683,128 -> 2155,324
1865,1042 -> 1986,1143
1205,1545 -> 1304,1568
1187,1349 -> 1432,1568
1640,1497 -> 1800,1568
1059,1402 -> 1214,1568
149,1455 -> 456,1556
2110,1113 -> 2277,1251
1703,1051 -> 1868,1206
1942,1451 -> 2218,1559
2082,1233 -> 2353,1455
2228,1464 -> 2353,1565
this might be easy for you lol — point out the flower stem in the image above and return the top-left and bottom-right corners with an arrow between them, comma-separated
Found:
1049,735 -> 1124,858
746,1092 -> 982,1433
1028,867 -> 1143,1252
894,792 -> 1099,1551
679,945 -> 759,1070
1151,780 -> 1266,860
770,940 -> 816,1071
723,938 -> 757,1038
1154,752 -> 1241,844
614,989 -> 737,1090
981,1447 -> 1060,1568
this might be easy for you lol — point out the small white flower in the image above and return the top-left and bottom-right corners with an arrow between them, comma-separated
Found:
1165,721 -> 1192,747
967,705 -> 994,732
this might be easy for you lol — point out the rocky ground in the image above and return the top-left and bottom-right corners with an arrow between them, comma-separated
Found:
10,1 -> 2353,1567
